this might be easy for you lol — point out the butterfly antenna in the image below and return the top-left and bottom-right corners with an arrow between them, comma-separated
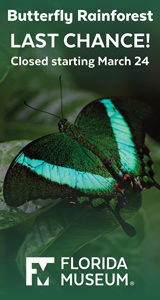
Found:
59,75 -> 64,120
24,102 -> 61,120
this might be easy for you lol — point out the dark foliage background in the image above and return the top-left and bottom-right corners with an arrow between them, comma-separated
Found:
0,1 -> 160,300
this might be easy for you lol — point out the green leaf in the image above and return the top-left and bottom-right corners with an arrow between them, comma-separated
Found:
2,135 -> 160,293
0,27 -> 15,83
15,136 -> 160,283
0,140 -> 61,229
16,190 -> 141,279
4,86 -> 98,141
145,135 -> 160,162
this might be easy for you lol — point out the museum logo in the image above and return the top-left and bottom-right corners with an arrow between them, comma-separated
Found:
26,256 -> 134,287
26,257 -> 55,286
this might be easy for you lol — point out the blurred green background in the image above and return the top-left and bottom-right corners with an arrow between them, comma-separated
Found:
0,0 -> 160,299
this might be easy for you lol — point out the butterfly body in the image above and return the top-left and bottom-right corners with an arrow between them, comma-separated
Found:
3,98 -> 160,237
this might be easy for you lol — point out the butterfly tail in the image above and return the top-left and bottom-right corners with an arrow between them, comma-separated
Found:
105,192 -> 136,237
109,206 -> 136,237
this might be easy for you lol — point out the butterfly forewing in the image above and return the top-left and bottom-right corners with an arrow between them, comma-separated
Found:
3,132 -> 124,207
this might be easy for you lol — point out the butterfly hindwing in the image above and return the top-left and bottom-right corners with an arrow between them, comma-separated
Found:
3,132 -> 125,208
75,98 -> 160,192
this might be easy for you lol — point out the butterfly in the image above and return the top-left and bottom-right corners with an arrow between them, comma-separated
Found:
3,96 -> 160,237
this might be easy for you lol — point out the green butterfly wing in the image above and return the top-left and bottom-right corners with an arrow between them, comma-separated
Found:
75,98 -> 160,192
3,132 -> 124,210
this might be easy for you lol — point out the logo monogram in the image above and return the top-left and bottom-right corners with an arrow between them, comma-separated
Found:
26,257 -> 55,286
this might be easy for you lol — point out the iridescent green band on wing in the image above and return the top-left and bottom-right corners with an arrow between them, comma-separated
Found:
100,99 -> 138,175
16,152 -> 116,193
